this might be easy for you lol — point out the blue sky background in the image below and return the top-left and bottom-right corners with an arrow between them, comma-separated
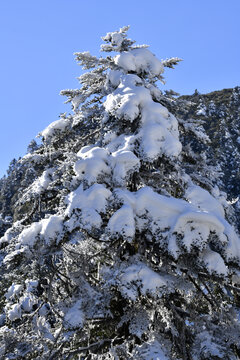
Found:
0,0 -> 239,177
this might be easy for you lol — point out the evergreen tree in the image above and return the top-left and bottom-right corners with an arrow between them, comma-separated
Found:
0,26 -> 240,359
27,140 -> 39,154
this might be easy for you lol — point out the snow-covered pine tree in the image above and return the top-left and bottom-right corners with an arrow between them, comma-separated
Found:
0,26 -> 240,359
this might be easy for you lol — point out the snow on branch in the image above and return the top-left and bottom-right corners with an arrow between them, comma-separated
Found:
162,57 -> 183,69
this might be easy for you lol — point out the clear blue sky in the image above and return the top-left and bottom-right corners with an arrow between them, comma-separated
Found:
0,0 -> 239,177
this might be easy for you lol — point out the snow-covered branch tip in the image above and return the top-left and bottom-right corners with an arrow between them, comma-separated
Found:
162,57 -> 183,69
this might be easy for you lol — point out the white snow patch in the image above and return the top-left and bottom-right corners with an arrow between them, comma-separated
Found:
110,137 -> 140,185
40,215 -> 63,245
31,168 -> 54,194
101,29 -> 126,51
104,75 -> 144,122
18,222 -> 42,247
20,153 -> 45,164
115,48 -> 164,79
71,94 -> 85,112
0,221 -> 22,245
200,248 -> 228,276
196,330 -> 224,358
41,118 -> 71,141
133,338 -> 169,360
105,69 -> 123,89
64,300 -> 84,328
109,186 -> 240,267
74,146 -> 110,184
20,294 -> 38,312
196,104 -> 207,116
18,215 -> 63,247
185,185 -> 225,218
147,84 -> 163,101
25,279 -> 38,293
120,263 -> 168,301
108,204 -> 135,239
104,74 -> 181,160
36,316 -> 55,341
75,137 -> 139,186
5,284 -> 23,300
3,247 -> 27,264
65,184 -> 111,230
7,303 -> 22,321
